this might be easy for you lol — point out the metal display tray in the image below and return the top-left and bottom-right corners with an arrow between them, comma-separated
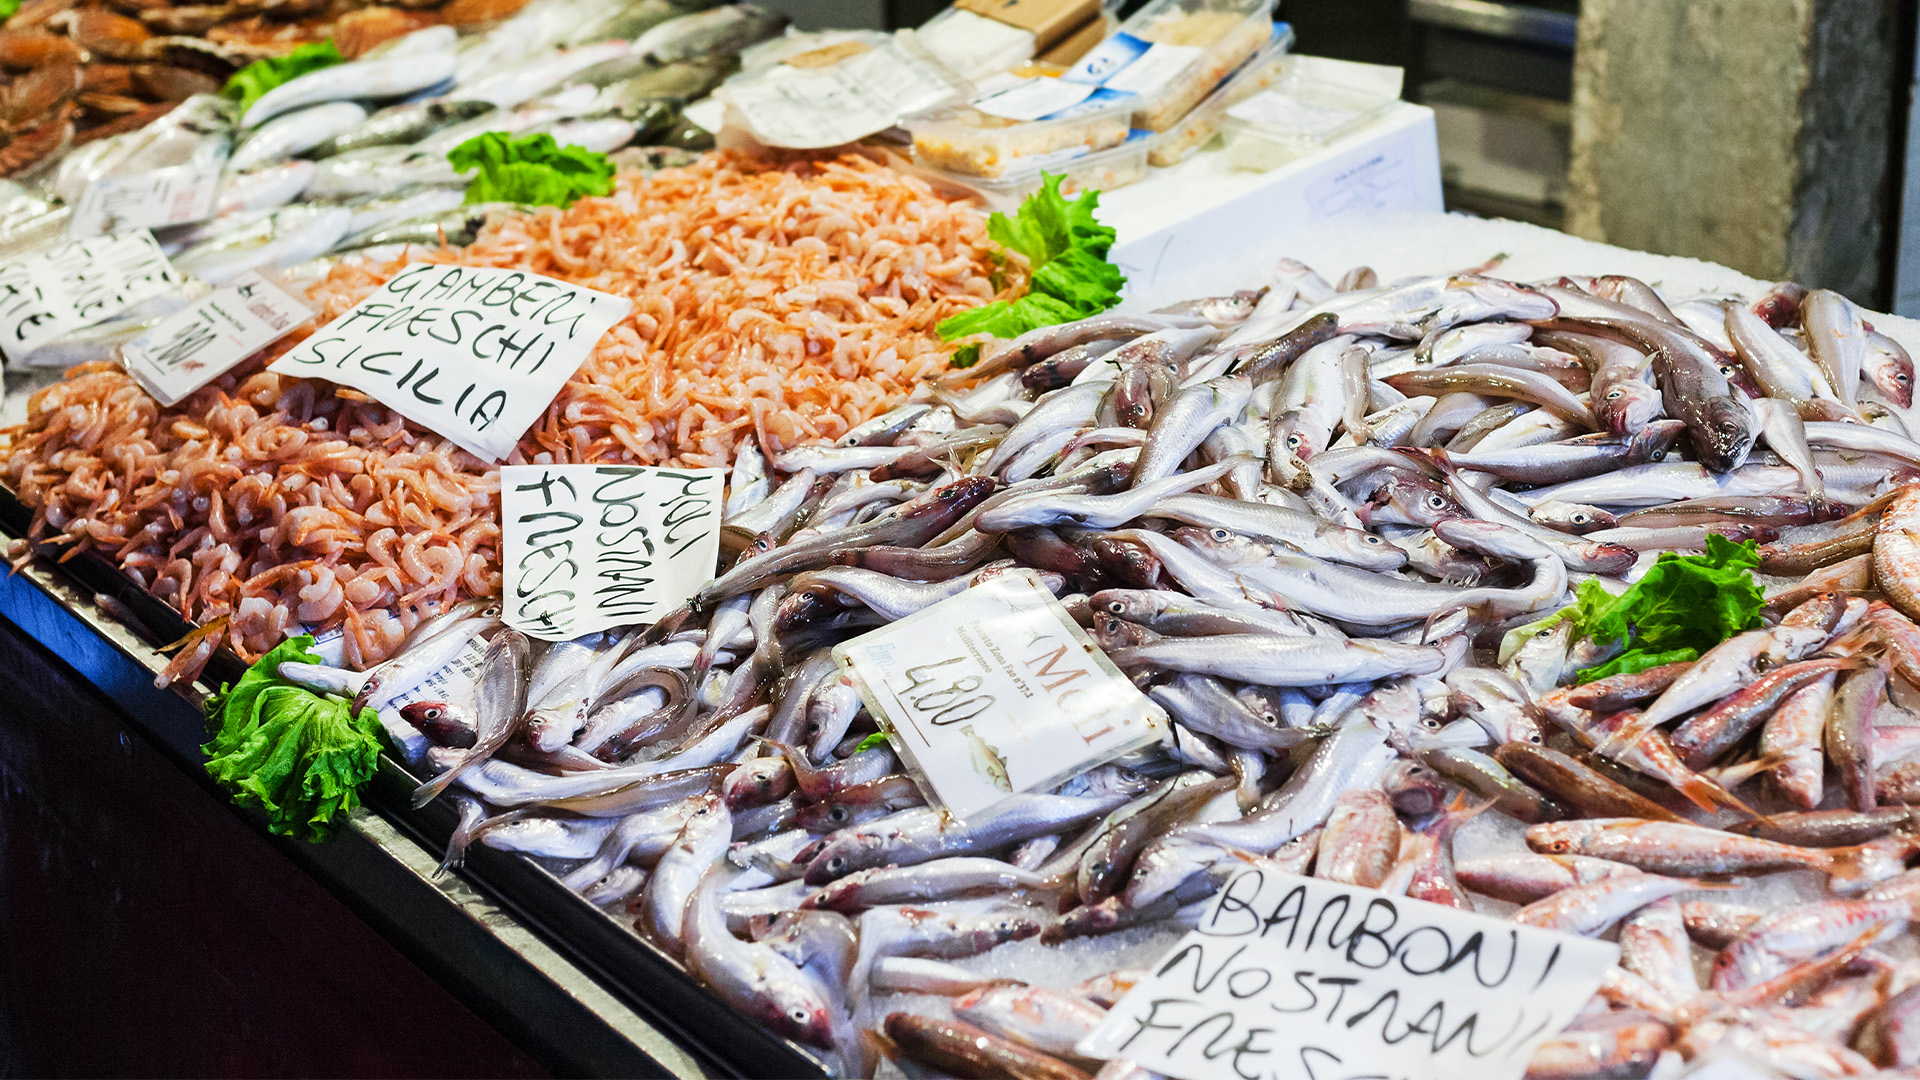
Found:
0,483 -> 829,1080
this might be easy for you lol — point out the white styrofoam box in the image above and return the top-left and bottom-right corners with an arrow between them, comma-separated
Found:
1101,101 -> 1443,304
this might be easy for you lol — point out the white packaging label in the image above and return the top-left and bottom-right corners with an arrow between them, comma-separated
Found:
120,271 -> 314,405
500,464 -> 723,641
0,231 -> 181,361
1101,40 -> 1204,95
1078,869 -> 1619,1080
728,42 -> 960,149
1066,31 -> 1201,97
68,160 -> 223,240
834,568 -> 1166,819
1229,89 -> 1364,136
268,264 -> 631,463
973,76 -> 1098,121
388,636 -> 489,711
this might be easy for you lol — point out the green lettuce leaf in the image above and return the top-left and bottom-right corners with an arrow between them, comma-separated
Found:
853,732 -> 890,753
447,132 -> 616,209
936,173 -> 1125,348
203,635 -> 383,841
1563,534 -> 1764,683
222,41 -> 344,114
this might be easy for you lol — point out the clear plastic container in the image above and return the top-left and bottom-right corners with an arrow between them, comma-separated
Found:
915,0 -> 1120,82
1145,21 -> 1293,166
913,128 -> 1152,208
1220,55 -> 1402,170
903,68 -> 1137,178
1082,0 -> 1277,132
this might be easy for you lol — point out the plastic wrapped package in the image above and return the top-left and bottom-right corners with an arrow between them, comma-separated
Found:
911,129 -> 1152,209
1082,0 -> 1277,132
1144,22 -> 1293,166
718,36 -> 972,150
916,0 -> 1118,82
1220,54 -> 1404,170
918,8 -> 1050,81
904,73 -> 1136,178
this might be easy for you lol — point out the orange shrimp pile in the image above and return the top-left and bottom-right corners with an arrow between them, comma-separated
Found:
313,150 -> 1014,467
1,151 -> 1011,668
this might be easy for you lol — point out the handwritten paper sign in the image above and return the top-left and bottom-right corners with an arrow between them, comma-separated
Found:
0,231 -> 181,361
834,569 -> 1165,819
120,271 -> 314,405
268,264 -> 631,462
500,464 -> 723,641
1078,869 -> 1619,1080
68,160 -> 223,239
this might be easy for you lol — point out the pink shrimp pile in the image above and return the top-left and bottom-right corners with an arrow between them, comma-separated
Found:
0,151 -> 1011,669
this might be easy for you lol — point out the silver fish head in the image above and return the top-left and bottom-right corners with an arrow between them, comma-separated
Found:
1528,501 -> 1617,535
801,830 -> 891,884
723,756 -> 795,809
1694,396 -> 1759,473
1321,524 -> 1408,570
1595,378 -> 1662,436
1382,758 -> 1449,816
750,970 -> 836,1049
1369,472 -> 1465,528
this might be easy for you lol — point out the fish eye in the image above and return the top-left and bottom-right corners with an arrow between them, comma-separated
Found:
1106,601 -> 1124,614
1548,840 -> 1571,853
1528,733 -> 1543,744
825,856 -> 845,872
828,805 -> 848,822
789,1007 -> 811,1025
1571,513 -> 1590,524
1422,717 -> 1442,729
1426,494 -> 1447,509
1262,712 -> 1279,726
1210,528 -> 1231,542
423,707 -> 441,720
1287,434 -> 1303,449
1651,449 -> 1667,460
1606,389 -> 1623,401
1536,628 -> 1553,638
1365,535 -> 1382,544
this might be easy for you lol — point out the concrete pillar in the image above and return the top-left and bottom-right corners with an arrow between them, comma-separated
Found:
1567,0 -> 1898,302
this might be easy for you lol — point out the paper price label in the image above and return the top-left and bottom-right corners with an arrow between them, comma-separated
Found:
269,264 -> 631,463
500,464 -> 723,641
834,569 -> 1165,820
121,271 -> 314,405
69,161 -> 223,239
1078,869 -> 1619,1080
0,230 -> 181,361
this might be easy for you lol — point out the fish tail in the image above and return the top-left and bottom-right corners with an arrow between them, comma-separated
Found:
1675,772 -> 1757,818
410,760 -> 464,808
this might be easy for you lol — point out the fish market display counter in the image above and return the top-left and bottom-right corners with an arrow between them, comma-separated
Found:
0,495 -> 801,1077
12,207 -> 1920,1078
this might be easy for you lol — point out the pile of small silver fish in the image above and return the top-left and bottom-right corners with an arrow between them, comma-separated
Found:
1,0 -> 786,366
281,258 -> 1920,1079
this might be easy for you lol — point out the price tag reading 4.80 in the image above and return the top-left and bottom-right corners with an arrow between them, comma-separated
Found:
834,569 -> 1166,819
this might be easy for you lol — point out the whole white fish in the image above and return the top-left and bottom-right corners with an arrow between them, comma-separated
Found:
244,50 -> 460,128
172,206 -> 353,284
230,102 -> 367,172
214,160 -> 316,216
459,39 -> 634,109
305,148 -> 463,201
